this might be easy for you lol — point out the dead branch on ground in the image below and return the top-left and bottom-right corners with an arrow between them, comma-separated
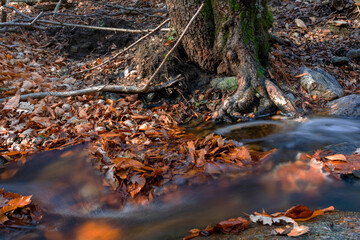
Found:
0,75 -> 183,103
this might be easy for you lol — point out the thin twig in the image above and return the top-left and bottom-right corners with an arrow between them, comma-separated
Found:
53,0 -> 62,13
74,18 -> 170,75
4,0 -> 32,19
0,42 -> 18,49
141,3 -> 204,91
30,12 -> 43,25
0,75 -> 183,103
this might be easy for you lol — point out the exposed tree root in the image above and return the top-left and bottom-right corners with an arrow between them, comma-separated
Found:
0,75 -> 183,103
212,76 -> 299,122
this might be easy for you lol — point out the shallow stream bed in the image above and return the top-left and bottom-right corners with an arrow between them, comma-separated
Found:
1,117 -> 360,239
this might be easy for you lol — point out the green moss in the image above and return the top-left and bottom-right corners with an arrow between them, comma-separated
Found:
238,4 -> 272,66
263,9 -> 273,30
239,10 -> 256,45
229,0 -> 240,12
201,0 -> 214,20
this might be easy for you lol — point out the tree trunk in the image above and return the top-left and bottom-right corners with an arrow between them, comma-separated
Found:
166,0 -> 298,121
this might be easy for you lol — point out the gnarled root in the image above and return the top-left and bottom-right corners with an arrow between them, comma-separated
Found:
212,76 -> 299,122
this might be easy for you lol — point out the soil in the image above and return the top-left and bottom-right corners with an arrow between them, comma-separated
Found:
46,17 -> 134,59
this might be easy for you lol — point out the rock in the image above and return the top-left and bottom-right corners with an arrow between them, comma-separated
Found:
327,94 -> 360,118
299,67 -> 344,100
210,76 -> 238,92
332,56 -> 349,66
324,141 -> 360,155
346,49 -> 360,61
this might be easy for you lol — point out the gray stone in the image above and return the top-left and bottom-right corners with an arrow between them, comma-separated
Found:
332,56 -> 349,66
346,49 -> 360,61
210,76 -> 238,92
327,94 -> 360,118
299,67 -> 344,100
324,141 -> 360,155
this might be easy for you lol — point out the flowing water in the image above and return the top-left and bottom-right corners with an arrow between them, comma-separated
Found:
1,117 -> 360,239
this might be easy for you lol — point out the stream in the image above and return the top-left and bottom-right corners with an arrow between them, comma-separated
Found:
1,117 -> 360,239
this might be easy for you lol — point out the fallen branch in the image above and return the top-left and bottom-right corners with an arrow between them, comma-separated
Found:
53,0 -> 62,13
269,34 -> 293,47
74,18 -> 170,75
0,75 -> 183,103
37,19 -> 167,33
141,3 -> 204,91
2,1 -> 168,33
0,42 -> 18,49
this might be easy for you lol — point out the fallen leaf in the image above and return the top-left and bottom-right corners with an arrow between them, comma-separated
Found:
213,217 -> 250,234
295,19 -> 307,29
325,154 -> 347,161
4,95 -> 20,110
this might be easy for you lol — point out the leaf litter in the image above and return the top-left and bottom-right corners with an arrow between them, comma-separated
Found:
0,0 -> 358,237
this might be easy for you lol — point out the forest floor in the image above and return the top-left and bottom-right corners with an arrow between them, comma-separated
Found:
0,0 -> 360,239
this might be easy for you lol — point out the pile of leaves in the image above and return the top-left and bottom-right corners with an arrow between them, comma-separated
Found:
0,189 -> 42,228
89,99 -> 275,206
310,151 -> 360,179
184,204 -> 335,239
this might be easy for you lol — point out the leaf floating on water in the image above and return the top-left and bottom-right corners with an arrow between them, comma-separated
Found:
0,189 -> 33,224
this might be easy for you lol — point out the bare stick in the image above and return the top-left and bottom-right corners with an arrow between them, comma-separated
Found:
74,18 -> 170,75
141,3 -> 204,91
53,0 -> 62,13
0,42 -> 18,49
0,75 -> 183,103
37,19 -> 167,33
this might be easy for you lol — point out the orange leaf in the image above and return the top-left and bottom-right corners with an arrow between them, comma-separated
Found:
0,195 -> 32,214
294,73 -> 308,78
213,217 -> 250,234
75,221 -> 122,240
325,154 -> 347,161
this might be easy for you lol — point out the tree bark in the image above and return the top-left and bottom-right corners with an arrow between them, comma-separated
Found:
166,0 -> 298,121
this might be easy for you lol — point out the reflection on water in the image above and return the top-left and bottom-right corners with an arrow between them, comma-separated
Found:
1,118 -> 360,239
215,117 -> 360,151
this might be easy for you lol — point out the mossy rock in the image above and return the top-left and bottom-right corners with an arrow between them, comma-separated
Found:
210,76 -> 238,92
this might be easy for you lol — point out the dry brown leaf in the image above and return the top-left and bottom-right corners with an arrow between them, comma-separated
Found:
213,217 -> 250,234
4,95 -> 20,110
295,19 -> 307,29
